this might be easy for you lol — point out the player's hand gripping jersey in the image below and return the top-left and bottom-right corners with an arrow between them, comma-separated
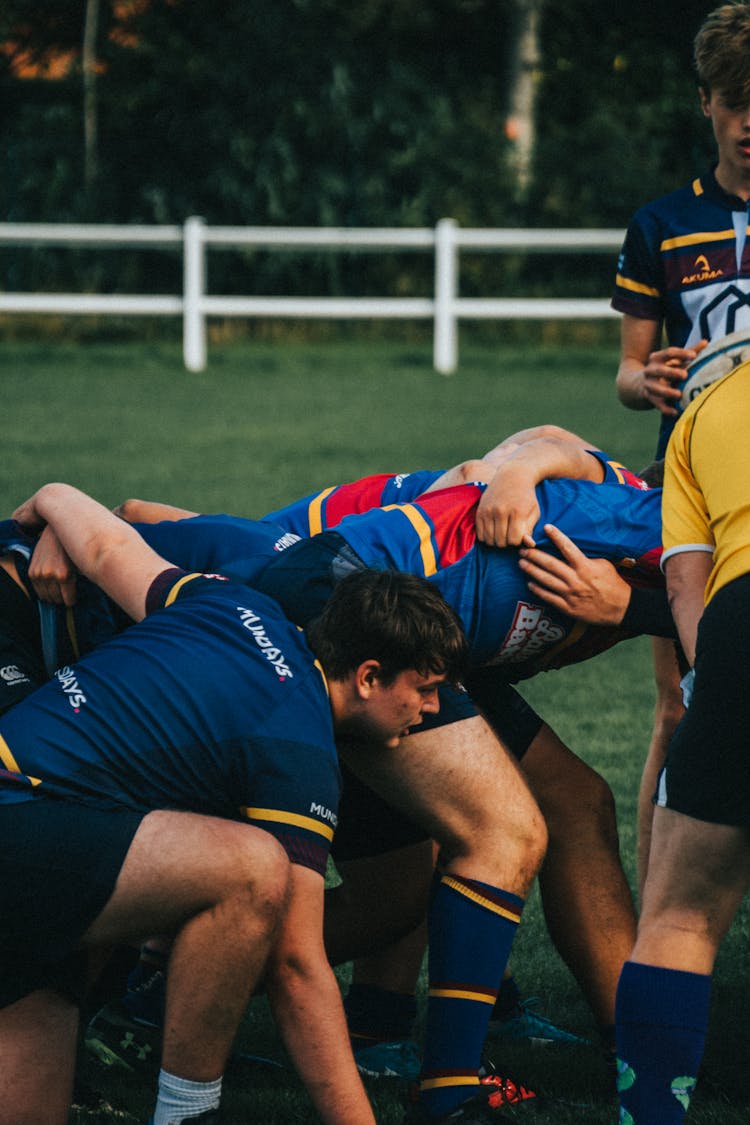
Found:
0,571 -> 340,876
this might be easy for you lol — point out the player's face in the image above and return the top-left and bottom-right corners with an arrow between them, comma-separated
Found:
701,87 -> 750,195
366,668 -> 444,749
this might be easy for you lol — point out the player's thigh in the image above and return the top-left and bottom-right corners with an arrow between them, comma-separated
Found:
83,809 -> 291,948
0,988 -> 79,1125
341,713 -> 545,878
520,722 -> 616,838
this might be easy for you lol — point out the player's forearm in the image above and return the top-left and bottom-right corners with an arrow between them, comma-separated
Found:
16,484 -> 134,572
14,483 -> 161,622
616,360 -> 652,409
665,552 -> 712,666
491,437 -> 605,488
482,424 -> 595,462
114,498 -> 200,524
268,958 -> 375,1124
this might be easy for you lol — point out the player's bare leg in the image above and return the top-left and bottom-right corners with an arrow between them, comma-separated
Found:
521,723 -> 636,1032
637,637 -> 684,900
0,989 -> 79,1125
82,810 -> 290,1081
343,715 -> 546,1115
342,715 -> 545,892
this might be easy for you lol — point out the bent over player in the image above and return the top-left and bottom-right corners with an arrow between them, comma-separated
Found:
0,482 -> 466,1125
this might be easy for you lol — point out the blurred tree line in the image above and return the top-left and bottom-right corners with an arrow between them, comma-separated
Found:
0,0 -> 720,300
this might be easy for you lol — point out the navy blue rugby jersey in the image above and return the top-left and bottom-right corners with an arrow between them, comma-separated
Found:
612,167 -> 750,456
0,572 -> 340,875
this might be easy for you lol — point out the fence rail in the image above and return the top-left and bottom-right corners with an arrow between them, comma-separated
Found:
0,218 -> 624,373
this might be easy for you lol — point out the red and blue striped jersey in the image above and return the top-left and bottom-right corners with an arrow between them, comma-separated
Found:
263,469 -> 444,537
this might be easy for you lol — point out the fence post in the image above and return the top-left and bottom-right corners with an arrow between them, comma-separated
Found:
183,216 -> 206,371
433,217 -> 458,374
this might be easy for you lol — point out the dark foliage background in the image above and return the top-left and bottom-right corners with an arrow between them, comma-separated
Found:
0,0 -> 721,298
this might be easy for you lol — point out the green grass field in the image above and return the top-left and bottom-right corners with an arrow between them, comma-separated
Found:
2,336 -> 747,1123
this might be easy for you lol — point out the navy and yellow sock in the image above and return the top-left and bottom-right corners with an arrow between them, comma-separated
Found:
419,873 -> 524,1117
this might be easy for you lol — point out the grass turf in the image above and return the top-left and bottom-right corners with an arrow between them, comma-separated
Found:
1,336 -> 746,1123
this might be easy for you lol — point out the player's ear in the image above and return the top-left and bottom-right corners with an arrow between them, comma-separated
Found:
354,659 -> 382,699
698,86 -> 711,117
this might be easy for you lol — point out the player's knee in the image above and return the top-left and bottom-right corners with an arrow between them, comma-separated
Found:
480,792 -> 547,874
209,825 -> 291,928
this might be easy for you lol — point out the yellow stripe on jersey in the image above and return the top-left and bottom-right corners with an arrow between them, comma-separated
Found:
243,806 -> 335,842
615,274 -> 660,298
164,572 -> 204,606
441,874 -> 522,923
420,1075 -> 481,1092
692,176 -> 703,197
0,734 -> 41,786
382,504 -> 438,576
428,985 -> 496,1004
607,460 -> 628,484
65,607 -> 80,661
308,487 -> 336,537
660,228 -> 735,252
537,621 -> 587,670
314,658 -> 329,697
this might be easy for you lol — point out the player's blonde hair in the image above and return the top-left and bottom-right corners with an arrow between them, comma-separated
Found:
694,3 -> 750,107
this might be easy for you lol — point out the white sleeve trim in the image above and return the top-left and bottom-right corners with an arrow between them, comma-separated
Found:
660,543 -> 714,573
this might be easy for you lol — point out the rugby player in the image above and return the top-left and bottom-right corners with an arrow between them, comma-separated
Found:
0,482 -> 467,1125
612,2 -> 750,894
6,434 -> 671,1121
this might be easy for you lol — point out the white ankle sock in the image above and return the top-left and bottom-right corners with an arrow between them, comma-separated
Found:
151,1069 -> 222,1124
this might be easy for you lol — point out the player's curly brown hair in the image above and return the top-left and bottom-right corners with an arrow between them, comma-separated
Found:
694,3 -> 750,108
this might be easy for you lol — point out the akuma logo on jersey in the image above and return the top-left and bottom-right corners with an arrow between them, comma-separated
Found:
236,607 -> 294,679
495,601 -> 566,663
682,253 -> 723,285
56,665 -> 87,711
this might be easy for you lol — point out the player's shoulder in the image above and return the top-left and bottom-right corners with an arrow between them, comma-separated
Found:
628,177 -> 704,232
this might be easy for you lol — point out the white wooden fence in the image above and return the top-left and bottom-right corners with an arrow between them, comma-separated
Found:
0,218 -> 624,373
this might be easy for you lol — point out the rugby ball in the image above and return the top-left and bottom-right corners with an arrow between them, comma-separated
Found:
679,329 -> 750,413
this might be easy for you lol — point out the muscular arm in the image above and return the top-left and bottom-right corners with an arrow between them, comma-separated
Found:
617,314 -> 705,416
423,425 -> 598,494
265,865 -> 375,1125
475,437 -> 606,548
114,498 -> 201,523
664,551 -> 713,667
13,483 -> 168,622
